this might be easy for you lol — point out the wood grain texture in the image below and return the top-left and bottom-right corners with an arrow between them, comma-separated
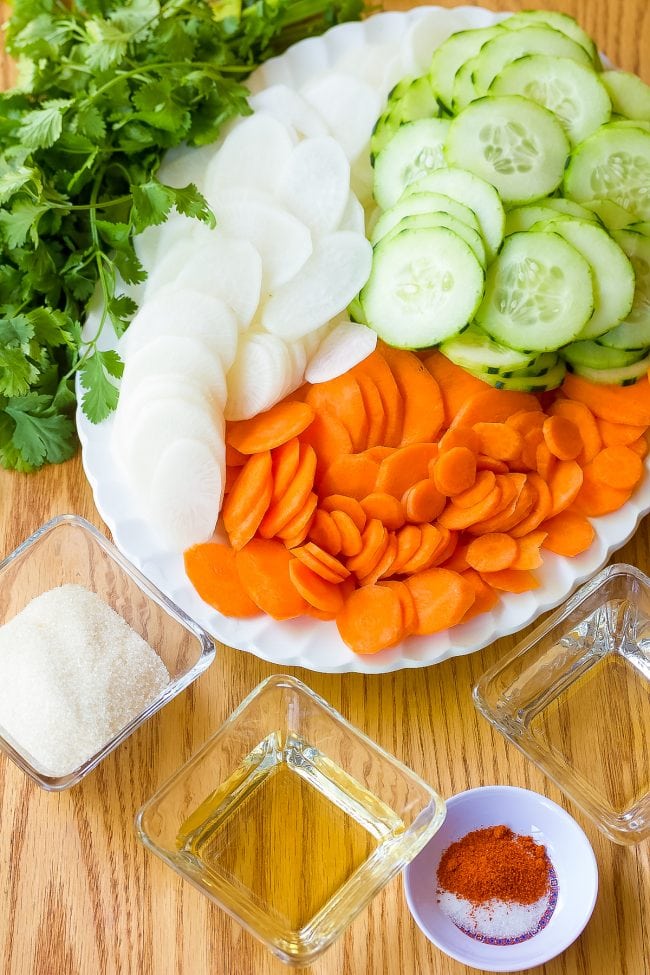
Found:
1,1 -> 650,973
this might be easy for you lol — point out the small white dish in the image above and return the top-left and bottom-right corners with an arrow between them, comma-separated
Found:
403,786 -> 598,973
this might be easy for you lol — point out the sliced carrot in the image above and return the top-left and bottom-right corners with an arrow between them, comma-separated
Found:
438,482 -> 504,530
258,443 -> 317,539
319,453 -> 380,501
439,427 -> 480,454
521,427 -> 544,471
307,508 -> 342,556
336,584 -> 405,654
361,492 -> 406,530
510,529 -> 547,570
224,464 -> 240,496
549,398 -> 602,464
276,491 -> 318,548
406,568 -> 476,635
380,581 -> 417,635
449,388 -> 541,429
480,568 -> 540,593
473,422 -> 523,463
459,569 -> 499,621
466,532 -> 518,572
390,525 -> 422,575
423,352 -> 490,427
402,479 -> 446,523
365,445 -> 394,462
288,559 -> 344,615
225,443 -> 247,467
184,542 -> 260,617
440,541 -> 471,573
375,443 -> 440,498
469,475 -> 533,535
572,464 -> 633,516
628,435 -> 649,459
547,460 -> 584,518
329,509 -> 364,557
535,441 -> 557,481
433,446 -> 477,496
222,451 -> 273,550
453,470 -> 496,509
542,415 -> 582,461
429,526 -> 458,567
510,473 -> 552,538
591,445 -> 644,490
562,373 -> 650,426
597,418 -> 648,447
306,374 -> 368,451
227,401 -> 315,454
541,510 -> 595,556
300,408 -> 353,479
293,545 -> 349,584
356,374 -> 387,448
270,437 -> 301,505
381,345 -> 445,445
321,495 -> 367,532
346,519 -> 388,575
359,534 -> 399,586
235,539 -> 308,619
476,454 -> 509,474
400,523 -> 443,574
351,347 -> 404,447
464,474 -> 519,530
506,410 -> 545,437
303,542 -> 350,580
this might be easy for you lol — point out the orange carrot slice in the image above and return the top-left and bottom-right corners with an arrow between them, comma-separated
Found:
476,455 -> 509,474
572,464 -> 633,516
406,568 -> 476,635
402,479 -> 446,523
480,568 -> 540,593
271,437 -> 301,504
356,374 -> 387,448
258,443 -> 317,538
329,510 -> 364,556
351,347 -> 404,447
591,445 -> 644,491
222,451 -> 273,550
360,534 -> 399,586
300,408 -> 353,479
562,373 -> 650,426
319,453 -> 380,500
547,460 -> 584,518
307,508 -> 342,556
380,580 -> 417,635
473,422 -> 523,462
400,523 -> 442,574
288,560 -> 344,615
336,584 -> 405,654
361,492 -> 406,530
306,374 -> 368,451
440,541 -> 471,573
423,352 -> 490,427
510,473 -> 552,538
184,543 -> 260,617
438,482 -> 504,530
321,495 -> 367,532
449,388 -> 541,429
459,568 -> 499,621
549,398 -> 602,464
235,539 -> 308,619
521,427 -> 544,471
541,510 -> 595,556
225,443 -> 247,467
506,410 -> 545,436
432,446 -> 477,496
466,532 -> 518,572
542,415 -> 582,461
224,464 -> 241,496
597,418 -> 648,447
453,470 -> 496,509
303,542 -> 350,580
628,435 -> 649,459
293,544 -> 349,584
439,427 -> 480,454
429,526 -> 458,567
390,525 -> 422,575
381,345 -> 445,445
227,401 -> 315,453
375,443 -> 440,498
276,491 -> 318,548
347,520 -> 389,578
510,529 -> 547,570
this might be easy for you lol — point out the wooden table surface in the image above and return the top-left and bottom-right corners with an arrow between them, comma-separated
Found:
1,1 -> 650,973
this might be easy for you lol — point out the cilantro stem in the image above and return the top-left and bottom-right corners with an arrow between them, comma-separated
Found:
47,195 -> 133,212
85,60 -> 252,104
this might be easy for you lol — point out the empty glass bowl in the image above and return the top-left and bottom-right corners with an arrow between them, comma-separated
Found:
0,514 -> 215,790
474,563 -> 650,844
136,673 -> 446,966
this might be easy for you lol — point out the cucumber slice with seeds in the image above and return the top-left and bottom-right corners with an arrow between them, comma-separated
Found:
563,340 -> 647,370
563,124 -> 650,221
370,108 -> 402,166
506,351 -> 559,377
568,351 -> 650,385
381,212 -> 487,267
476,230 -> 594,350
601,70 -> 650,122
503,10 -> 599,65
387,74 -> 440,123
445,95 -> 570,205
505,200 -> 598,235
373,118 -> 451,209
440,324 -> 538,374
361,227 -> 484,348
371,191 -> 481,244
598,230 -> 650,349
582,198 -> 636,230
429,26 -> 503,112
465,358 -> 567,391
490,55 -> 611,146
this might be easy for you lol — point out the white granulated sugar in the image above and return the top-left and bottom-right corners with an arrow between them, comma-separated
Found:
0,584 -> 170,776
438,891 -> 551,941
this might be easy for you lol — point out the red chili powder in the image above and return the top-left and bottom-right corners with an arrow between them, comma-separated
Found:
437,825 -> 551,905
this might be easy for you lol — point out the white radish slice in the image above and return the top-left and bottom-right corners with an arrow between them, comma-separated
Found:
262,231 -> 372,340
225,332 -> 292,421
119,336 -> 227,411
324,20 -> 366,64
278,136 -> 350,237
247,56 -> 296,95
214,195 -> 312,290
112,376 -> 216,454
248,85 -> 329,139
338,192 -> 366,234
283,338 -> 307,397
148,438 -> 224,551
302,322 -> 334,359
283,36 -> 332,89
156,142 -> 217,193
204,113 -> 294,198
123,287 -> 239,371
143,237 -> 200,297
305,321 -> 377,384
301,74 -> 382,162
135,212 -> 217,273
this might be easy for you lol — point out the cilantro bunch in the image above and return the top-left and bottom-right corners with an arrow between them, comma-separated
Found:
0,0 -> 363,471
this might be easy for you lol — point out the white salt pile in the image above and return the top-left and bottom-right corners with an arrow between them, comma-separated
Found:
0,584 -> 170,776
438,890 -> 552,942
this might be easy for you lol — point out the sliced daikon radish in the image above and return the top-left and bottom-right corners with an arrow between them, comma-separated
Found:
135,212 -> 217,272
120,336 -> 227,411
305,321 -> 377,384
204,113 -> 294,197
335,43 -> 401,90
278,137 -> 350,237
262,231 -> 372,340
284,338 -> 308,396
170,236 -> 262,329
301,74 -> 382,162
338,192 -> 366,234
123,287 -> 239,370
225,332 -> 292,421
143,238 -> 200,297
157,141 -> 217,192
148,437 -> 224,551
246,57 -> 295,95
213,194 -> 312,290
112,376 -> 215,453
284,35 -> 332,89
302,321 -> 335,359
401,7 -> 482,75
248,85 -> 329,139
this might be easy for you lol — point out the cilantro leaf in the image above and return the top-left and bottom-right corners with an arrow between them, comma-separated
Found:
0,347 -> 40,397
5,393 -> 76,466
168,183 -> 216,228
79,350 -> 123,422
107,294 -> 138,335
130,179 -> 175,232
0,199 -> 50,248
18,99 -> 69,149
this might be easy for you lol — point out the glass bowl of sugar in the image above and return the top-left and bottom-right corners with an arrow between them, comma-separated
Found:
0,513 -> 215,789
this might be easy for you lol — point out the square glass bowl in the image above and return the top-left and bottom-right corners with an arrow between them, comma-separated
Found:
0,514 -> 215,790
135,674 -> 446,966
474,563 -> 650,845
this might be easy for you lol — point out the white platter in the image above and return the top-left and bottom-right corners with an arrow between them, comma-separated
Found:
77,6 -> 650,674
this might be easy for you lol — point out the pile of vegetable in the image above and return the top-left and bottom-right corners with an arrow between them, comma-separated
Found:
359,10 -> 650,391
0,0 -> 363,471
185,344 -> 650,655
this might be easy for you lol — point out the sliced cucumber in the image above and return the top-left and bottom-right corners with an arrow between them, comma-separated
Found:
532,218 -> 635,339
502,10 -> 599,65
370,108 -> 401,166
373,118 -> 451,210
381,212 -> 487,267
541,198 -> 600,220
476,230 -> 594,350
400,167 -> 505,261
445,95 -> 570,205
360,227 -> 485,348
601,70 -> 650,122
440,324 -> 538,375
471,26 -> 593,98
598,230 -> 650,348
387,74 -> 440,123
489,55 -> 611,146
562,340 -> 646,370
429,26 -> 503,112
568,351 -> 650,385
505,204 -> 573,236
451,56 -> 483,113
581,199 -> 636,230
506,351 -> 559,377
563,123 -> 650,221
371,190 -> 481,244
608,118 -> 650,134
466,358 -> 567,391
